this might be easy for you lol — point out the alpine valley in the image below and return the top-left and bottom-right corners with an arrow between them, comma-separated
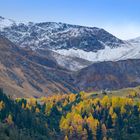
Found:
1,14 -> 140,140
1,16 -> 140,97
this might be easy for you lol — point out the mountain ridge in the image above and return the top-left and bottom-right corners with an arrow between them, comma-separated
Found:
0,16 -> 125,50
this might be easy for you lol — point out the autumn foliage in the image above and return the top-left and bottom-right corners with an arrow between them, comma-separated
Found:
1,89 -> 140,139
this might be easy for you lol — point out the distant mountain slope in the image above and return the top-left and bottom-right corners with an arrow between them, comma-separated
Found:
0,36 -> 77,97
75,59 -> 140,91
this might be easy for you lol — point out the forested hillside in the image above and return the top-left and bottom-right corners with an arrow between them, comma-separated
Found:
1,89 -> 140,140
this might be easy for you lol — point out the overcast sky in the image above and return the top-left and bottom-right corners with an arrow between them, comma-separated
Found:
0,0 -> 140,40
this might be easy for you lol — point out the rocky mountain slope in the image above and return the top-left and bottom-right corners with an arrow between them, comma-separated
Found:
75,59 -> 140,91
0,36 -> 77,97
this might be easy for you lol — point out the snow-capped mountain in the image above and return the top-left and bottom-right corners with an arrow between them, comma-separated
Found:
0,16 -> 125,51
0,16 -> 140,68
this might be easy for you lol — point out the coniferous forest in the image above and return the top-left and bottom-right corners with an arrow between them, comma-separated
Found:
1,89 -> 140,140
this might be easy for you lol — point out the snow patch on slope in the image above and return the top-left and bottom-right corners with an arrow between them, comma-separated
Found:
53,54 -> 90,71
54,43 -> 140,62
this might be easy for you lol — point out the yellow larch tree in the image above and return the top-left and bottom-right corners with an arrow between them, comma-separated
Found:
7,114 -> 13,125
0,101 -> 5,111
